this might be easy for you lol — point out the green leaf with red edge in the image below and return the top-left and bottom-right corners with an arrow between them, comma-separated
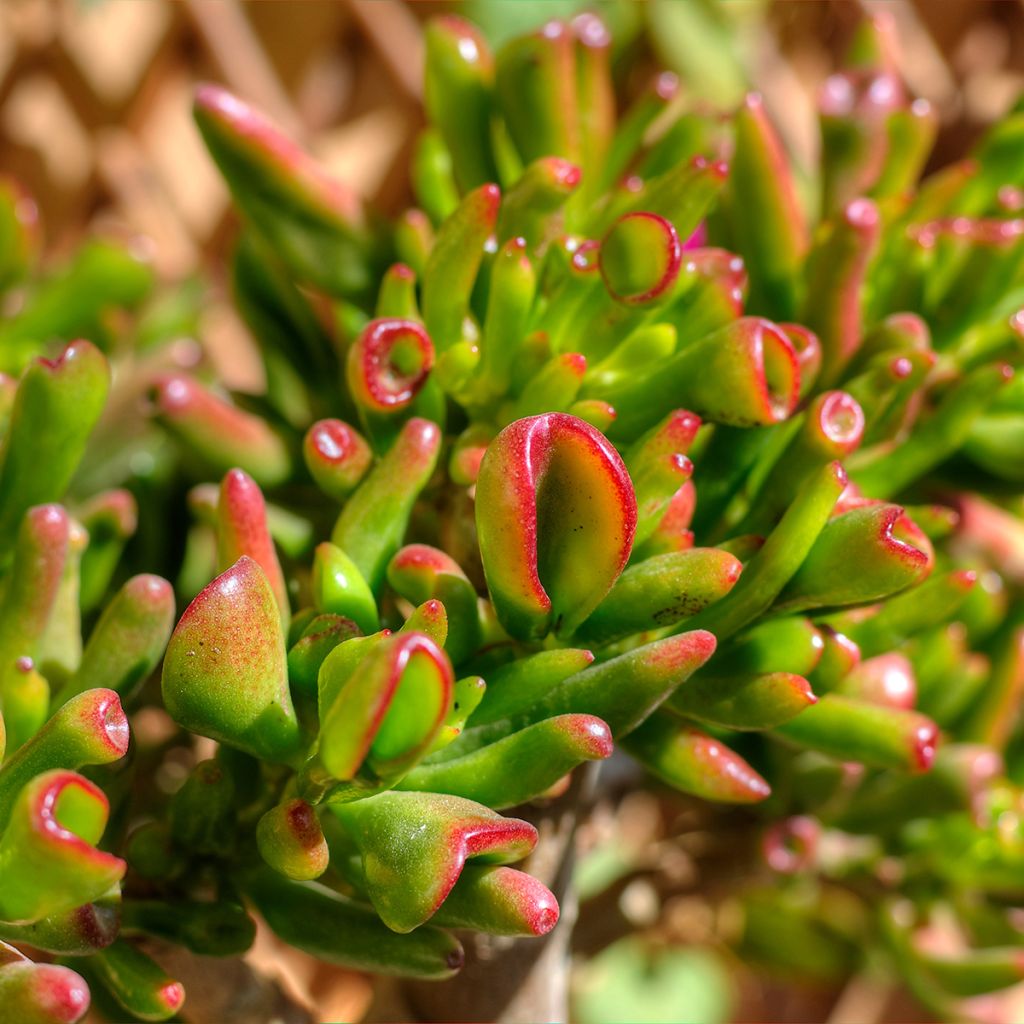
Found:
161,556 -> 302,763
0,770 -> 126,923
151,374 -> 291,487
398,713 -> 612,808
217,469 -> 289,630
0,960 -> 91,1024
622,715 -> 772,804
194,84 -> 377,300
333,790 -> 537,933
316,631 -> 454,784
475,413 -> 637,641
0,688 -> 129,832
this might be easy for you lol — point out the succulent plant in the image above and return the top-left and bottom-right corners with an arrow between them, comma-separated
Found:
2,9 -> 1024,1024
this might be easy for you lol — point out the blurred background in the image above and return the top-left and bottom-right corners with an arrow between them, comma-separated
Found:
3,0 -> 1021,398
3,0 -> 1022,272
3,2 -> 1023,1022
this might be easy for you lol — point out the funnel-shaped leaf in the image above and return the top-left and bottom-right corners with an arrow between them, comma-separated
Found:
425,17 -> 498,191
592,318 -> 800,438
853,362 -> 1014,499
0,896 -> 119,957
803,198 -> 880,386
161,556 -> 302,762
808,626 -> 862,689
422,184 -> 501,352
836,652 -> 917,709
334,791 -> 537,932
168,759 -> 236,856
448,631 -> 715,762
776,693 -> 939,772
775,503 -> 932,612
0,770 -> 126,923
76,488 -> 137,612
613,155 -> 728,243
739,390 -> 865,535
0,688 -> 129,832
286,614 -> 362,696
317,631 -> 453,783
600,212 -> 682,306
495,21 -> 579,163
669,671 -> 817,730
496,158 -> 580,251
714,617 -> 825,678
312,542 -> 379,636
0,659 -> 48,755
471,648 -> 594,726
347,318 -> 435,415
475,238 -> 536,401
686,462 -> 847,640
476,413 -> 637,640
35,517 -> 85,683
724,94 -> 808,319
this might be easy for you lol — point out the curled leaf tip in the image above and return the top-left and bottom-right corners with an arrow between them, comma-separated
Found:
600,212 -> 682,305
475,413 -> 637,640
347,318 -> 435,413
818,391 -> 865,453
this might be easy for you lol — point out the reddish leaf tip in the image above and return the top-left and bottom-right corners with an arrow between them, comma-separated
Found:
844,197 -> 880,231
349,319 -> 435,412
159,981 -> 186,1012
653,71 -> 679,100
562,352 -> 587,376
127,573 -> 174,607
818,391 -> 865,453
563,714 -> 614,759
544,157 -> 582,189
31,964 -> 91,1023
763,815 -> 819,874
572,11 -> 610,48
479,183 -> 502,218
93,690 -> 131,758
